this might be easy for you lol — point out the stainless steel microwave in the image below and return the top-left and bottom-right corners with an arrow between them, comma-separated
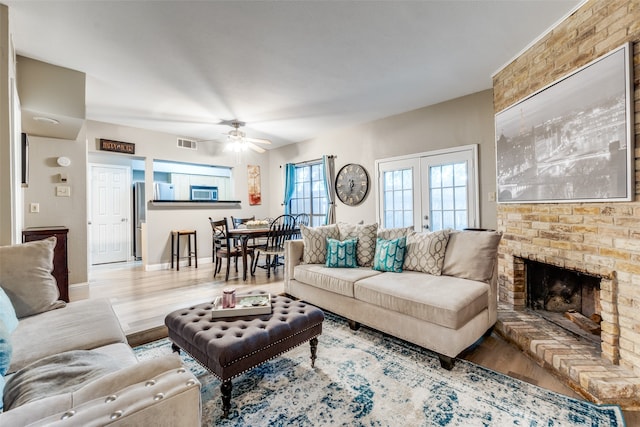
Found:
190,185 -> 218,201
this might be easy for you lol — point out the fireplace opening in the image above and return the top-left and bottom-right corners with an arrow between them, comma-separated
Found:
525,260 -> 602,343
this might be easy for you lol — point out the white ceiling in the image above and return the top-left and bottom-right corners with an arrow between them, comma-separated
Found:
4,0 -> 582,148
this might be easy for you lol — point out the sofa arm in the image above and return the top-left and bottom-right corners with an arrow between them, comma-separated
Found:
1,354 -> 201,427
284,240 -> 304,293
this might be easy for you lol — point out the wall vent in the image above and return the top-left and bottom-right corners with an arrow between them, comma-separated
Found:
177,138 -> 197,150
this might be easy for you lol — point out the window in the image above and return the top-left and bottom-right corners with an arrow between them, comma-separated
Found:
382,168 -> 414,228
429,161 -> 468,230
288,162 -> 327,226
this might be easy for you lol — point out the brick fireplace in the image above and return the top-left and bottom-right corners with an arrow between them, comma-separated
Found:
495,203 -> 640,408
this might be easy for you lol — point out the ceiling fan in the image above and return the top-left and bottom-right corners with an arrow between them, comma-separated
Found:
223,120 -> 271,154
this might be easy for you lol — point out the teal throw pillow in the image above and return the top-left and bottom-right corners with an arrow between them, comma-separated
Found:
325,238 -> 359,268
0,320 -> 12,411
0,287 -> 18,333
373,237 -> 407,273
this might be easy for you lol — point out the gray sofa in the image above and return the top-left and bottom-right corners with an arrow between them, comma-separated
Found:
0,238 -> 201,426
284,225 -> 502,369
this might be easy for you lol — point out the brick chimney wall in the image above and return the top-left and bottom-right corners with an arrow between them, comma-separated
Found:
493,0 -> 640,375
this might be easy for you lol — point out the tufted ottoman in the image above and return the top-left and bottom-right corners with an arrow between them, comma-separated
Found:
164,292 -> 324,418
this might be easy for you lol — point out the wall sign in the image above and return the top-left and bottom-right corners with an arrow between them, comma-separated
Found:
99,138 -> 136,154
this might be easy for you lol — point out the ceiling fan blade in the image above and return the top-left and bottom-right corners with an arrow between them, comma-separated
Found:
247,142 -> 266,153
244,136 -> 271,145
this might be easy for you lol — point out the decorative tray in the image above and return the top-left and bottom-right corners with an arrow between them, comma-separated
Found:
211,293 -> 272,318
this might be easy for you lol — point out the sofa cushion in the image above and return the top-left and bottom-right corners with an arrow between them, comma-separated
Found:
300,224 -> 339,264
0,287 -> 18,333
9,298 -> 127,374
373,237 -> 406,273
0,237 -> 65,318
354,271 -> 490,329
377,226 -> 414,240
337,222 -> 378,267
293,264 -> 381,298
403,229 -> 451,275
3,350 -> 121,411
442,230 -> 502,283
326,238 -> 359,268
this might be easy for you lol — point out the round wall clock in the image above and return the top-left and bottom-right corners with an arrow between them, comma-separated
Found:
335,163 -> 369,206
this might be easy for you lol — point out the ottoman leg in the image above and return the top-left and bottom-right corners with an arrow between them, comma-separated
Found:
171,343 -> 181,354
309,337 -> 318,368
221,380 -> 232,418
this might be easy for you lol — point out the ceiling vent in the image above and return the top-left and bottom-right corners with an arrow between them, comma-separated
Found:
177,138 -> 197,150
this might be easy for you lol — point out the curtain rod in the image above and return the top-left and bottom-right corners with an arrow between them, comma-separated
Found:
279,155 -> 335,168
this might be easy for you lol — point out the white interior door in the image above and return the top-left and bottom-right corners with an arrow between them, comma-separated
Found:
90,164 -> 131,264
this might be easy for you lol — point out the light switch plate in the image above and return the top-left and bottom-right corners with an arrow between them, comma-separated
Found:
56,186 -> 71,197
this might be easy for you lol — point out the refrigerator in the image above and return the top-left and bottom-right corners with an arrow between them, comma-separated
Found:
133,182 -> 146,259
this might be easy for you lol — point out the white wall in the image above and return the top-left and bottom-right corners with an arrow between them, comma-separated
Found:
268,89 -> 497,228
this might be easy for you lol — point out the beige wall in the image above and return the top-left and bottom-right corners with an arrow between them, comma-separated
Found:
268,89 -> 497,229
0,4 -> 18,245
22,128 -> 88,284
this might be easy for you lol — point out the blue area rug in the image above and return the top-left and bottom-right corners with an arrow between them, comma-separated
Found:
134,313 -> 625,426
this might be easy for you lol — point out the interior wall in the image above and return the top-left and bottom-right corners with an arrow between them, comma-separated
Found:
86,120 -> 272,270
22,127 -> 88,284
0,4 -> 16,245
268,89 -> 497,228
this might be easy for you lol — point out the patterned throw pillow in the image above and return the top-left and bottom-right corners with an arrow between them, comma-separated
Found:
300,224 -> 340,264
337,222 -> 378,267
377,226 -> 414,240
325,238 -> 359,268
373,237 -> 407,273
403,229 -> 451,275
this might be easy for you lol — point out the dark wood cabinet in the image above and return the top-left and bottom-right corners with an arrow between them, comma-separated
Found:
22,226 -> 69,302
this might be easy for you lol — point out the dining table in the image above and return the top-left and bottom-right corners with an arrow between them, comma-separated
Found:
227,226 -> 301,280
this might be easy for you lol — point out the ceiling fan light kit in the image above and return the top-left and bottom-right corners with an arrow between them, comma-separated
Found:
222,120 -> 271,154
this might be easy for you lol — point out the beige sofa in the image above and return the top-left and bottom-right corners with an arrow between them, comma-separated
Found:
0,238 -> 201,426
284,225 -> 502,369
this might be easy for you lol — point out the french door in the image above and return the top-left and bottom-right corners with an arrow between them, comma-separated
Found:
376,145 -> 479,232
89,164 -> 131,264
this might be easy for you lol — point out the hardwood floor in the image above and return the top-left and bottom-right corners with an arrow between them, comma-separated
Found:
72,260 -> 639,424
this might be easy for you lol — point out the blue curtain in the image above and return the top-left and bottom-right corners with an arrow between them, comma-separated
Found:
283,163 -> 296,215
322,155 -> 336,224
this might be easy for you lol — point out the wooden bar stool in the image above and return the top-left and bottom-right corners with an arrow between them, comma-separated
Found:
171,230 -> 198,270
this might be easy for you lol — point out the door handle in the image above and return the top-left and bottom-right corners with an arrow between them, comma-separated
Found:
423,225 -> 429,230
121,218 -> 127,222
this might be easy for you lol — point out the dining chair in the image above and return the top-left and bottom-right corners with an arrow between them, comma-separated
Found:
293,213 -> 310,239
251,214 -> 297,278
209,217 -> 254,281
230,215 -> 260,248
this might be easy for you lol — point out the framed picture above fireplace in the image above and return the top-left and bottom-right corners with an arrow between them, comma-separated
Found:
495,42 -> 633,203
